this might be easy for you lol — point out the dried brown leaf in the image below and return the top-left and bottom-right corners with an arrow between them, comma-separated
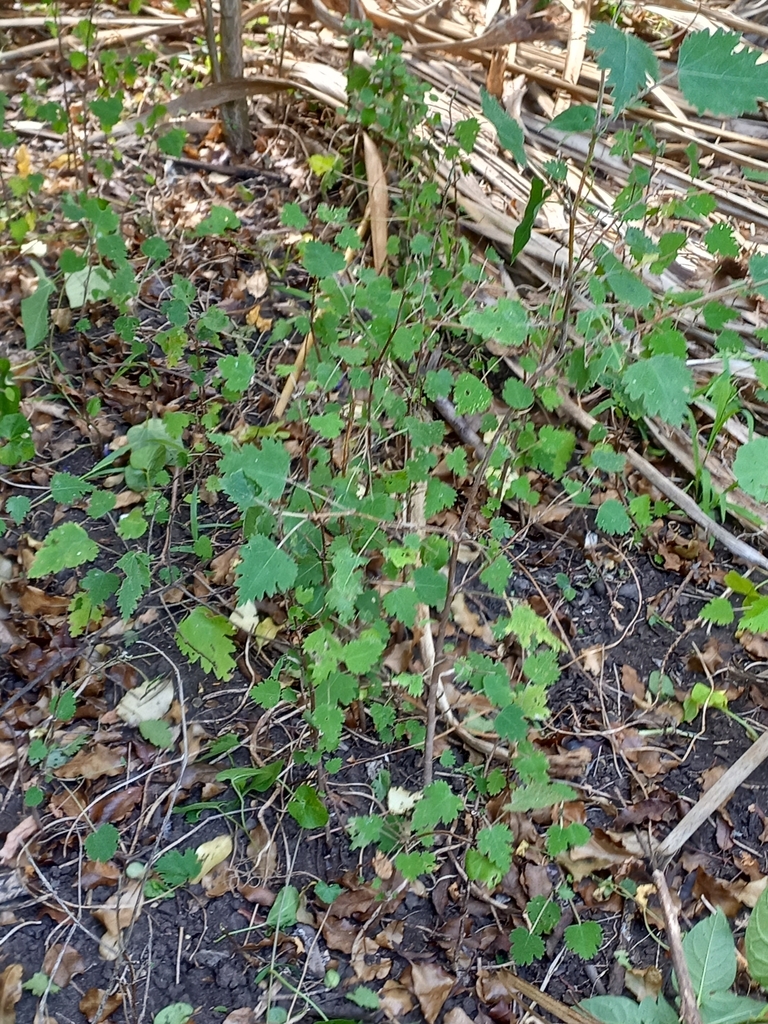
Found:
624,966 -> 662,1003
42,944 -> 86,987
246,824 -> 278,881
410,962 -> 455,1024
379,978 -> 414,1022
362,132 -> 388,273
78,988 -> 123,1024
0,816 -> 38,866
54,743 -> 125,780
0,964 -> 22,1024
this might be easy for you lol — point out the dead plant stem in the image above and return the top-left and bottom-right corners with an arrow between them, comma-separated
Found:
652,869 -> 703,1024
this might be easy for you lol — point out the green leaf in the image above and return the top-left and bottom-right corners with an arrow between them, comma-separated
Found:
267,885 -> 300,930
343,629 -> 386,674
281,202 -> 309,229
395,850 -> 436,881
453,372 -> 492,415
502,378 -> 534,410
701,597 -> 734,627
480,556 -> 511,596
85,823 -> 119,862
700,992 -> 768,1024
750,254 -> 768,300
139,719 -> 174,749
50,690 -> 76,722
23,972 -> 60,997
494,704 -> 527,742
477,823 -> 513,874
236,535 -> 298,602
704,223 -> 739,258
21,260 -> 55,348
346,987 -> 379,1010
28,522 -> 99,578
623,355 -> 694,427
302,240 -> 345,278
481,88 -> 526,165
348,814 -> 385,850
315,881 -> 343,903
682,909 -> 736,1000
383,586 -> 419,629
599,249 -> 653,308
411,780 -> 463,832
155,849 -> 201,887
176,607 -> 237,681
512,177 -> 549,261
461,298 -> 529,345
547,822 -> 590,856
154,1003 -> 195,1024
747,881 -> 768,986
50,471 -> 92,504
194,205 -> 240,236
565,920 -> 602,959
509,927 -> 544,966
116,550 -> 151,619
412,566 -> 447,608
287,785 -> 329,829
507,781 -> 577,812
5,495 -> 30,525
527,895 -> 561,935
734,438 -> 768,502
117,507 -> 148,540
596,499 -> 631,536
548,105 -> 596,133
679,30 -> 768,116
580,996 -> 644,1024
24,786 -> 44,808
218,353 -> 255,396
589,23 -> 659,112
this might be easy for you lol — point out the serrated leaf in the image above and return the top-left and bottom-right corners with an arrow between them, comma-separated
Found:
411,780 -> 463,832
547,822 -> 590,856
548,105 -> 597,132
85,823 -> 119,862
343,629 -> 386,674
679,29 -> 768,116
701,597 -> 734,627
623,355 -> 694,427
565,920 -> 603,959
236,535 -> 298,602
509,927 -> 544,966
347,987 -> 379,1010
589,23 -> 659,112
477,824 -> 512,874
28,522 -> 99,578
50,471 -> 92,504
412,565 -> 447,608
176,607 -> 237,681
734,438 -> 768,502
461,297 -> 529,345
302,240 -> 345,278
507,781 -> 577,812
395,850 -> 436,881
453,372 -> 492,415
139,719 -> 174,748
155,849 -> 201,887
527,895 -> 561,935
596,499 -> 631,536
481,88 -> 526,165
116,550 -> 151,619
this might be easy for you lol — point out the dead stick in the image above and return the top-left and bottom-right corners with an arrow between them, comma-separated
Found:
655,726 -> 768,860
652,869 -> 703,1024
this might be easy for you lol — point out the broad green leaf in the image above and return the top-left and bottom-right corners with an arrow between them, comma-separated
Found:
622,355 -> 694,427
302,240 -> 345,277
527,895 -> 561,935
461,297 -> 529,345
5,495 -> 30,525
547,822 -> 590,856
21,260 -> 55,348
494,705 -> 527,741
154,1005 -> 194,1024
412,565 -> 448,608
589,23 -> 658,112
343,629 -> 386,675
139,719 -> 174,749
750,254 -> 768,300
453,372 -> 492,415
411,780 -> 463,832
509,927 -> 544,966
51,471 -> 92,504
580,996 -> 644,1024
700,992 -> 768,1024
28,522 -> 99,578
477,824 -> 513,874
599,249 -> 653,308
565,920 -> 602,959
395,850 -> 436,881
176,607 -> 237,680
548,105 -> 596,133
346,987 -> 379,1010
512,177 -> 549,261
266,885 -> 299,930
194,205 -> 240,236
734,438 -> 768,502
85,823 -> 119,862
155,849 -> 201,887
23,973 -> 60,997
700,597 -> 734,627
287,785 -> 329,829
481,88 -> 526,165
682,909 -> 736,1000
679,30 -> 768,116
596,499 -> 631,536
507,781 -> 577,812
746,884 -> 768,986
236,535 -> 298,602
502,378 -> 534,410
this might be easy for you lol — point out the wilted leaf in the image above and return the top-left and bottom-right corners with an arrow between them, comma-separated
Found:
54,743 -> 125,781
192,835 -> 233,883
0,963 -> 22,1024
409,962 -> 455,1024
91,881 -> 144,960
42,944 -> 86,987
0,816 -> 38,866
246,824 -> 278,880
115,676 -> 174,727
79,987 -> 124,1024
